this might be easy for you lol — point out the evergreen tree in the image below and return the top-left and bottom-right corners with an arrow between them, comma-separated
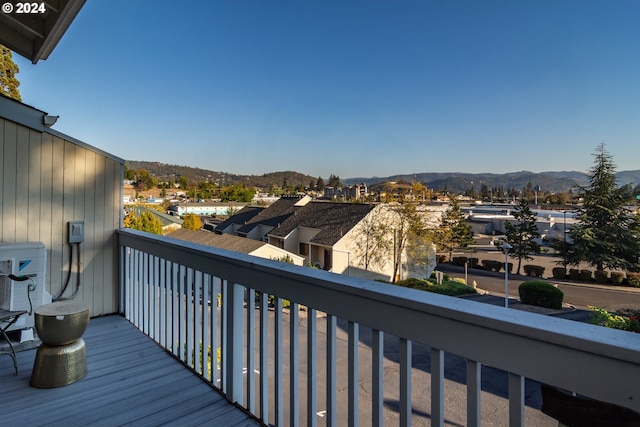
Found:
567,144 -> 640,272
436,200 -> 474,260
504,198 -> 541,275
316,176 -> 325,191
328,174 -> 342,187
0,44 -> 21,101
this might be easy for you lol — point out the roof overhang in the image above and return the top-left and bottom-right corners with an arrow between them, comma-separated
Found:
0,0 -> 85,64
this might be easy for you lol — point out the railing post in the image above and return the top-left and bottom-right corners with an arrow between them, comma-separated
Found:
225,280 -> 244,404
509,373 -> 524,426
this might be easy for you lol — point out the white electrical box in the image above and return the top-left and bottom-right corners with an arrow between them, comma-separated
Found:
0,242 -> 52,341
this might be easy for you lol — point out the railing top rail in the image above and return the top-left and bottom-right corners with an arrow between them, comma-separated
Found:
118,228 -> 640,410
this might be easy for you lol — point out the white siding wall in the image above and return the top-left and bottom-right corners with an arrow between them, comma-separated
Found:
1,116 -> 122,316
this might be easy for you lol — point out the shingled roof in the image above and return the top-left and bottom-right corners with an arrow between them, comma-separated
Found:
215,206 -> 265,234
168,229 -> 266,254
236,196 -> 309,235
269,202 -> 376,246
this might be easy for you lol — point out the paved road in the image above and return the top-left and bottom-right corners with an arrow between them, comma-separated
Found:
438,263 -> 640,311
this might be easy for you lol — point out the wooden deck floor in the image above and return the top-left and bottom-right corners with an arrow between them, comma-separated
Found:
0,315 -> 261,427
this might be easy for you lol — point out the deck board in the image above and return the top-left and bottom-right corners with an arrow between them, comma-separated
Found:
0,315 -> 261,426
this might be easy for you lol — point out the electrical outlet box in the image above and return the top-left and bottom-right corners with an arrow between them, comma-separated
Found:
68,221 -> 84,244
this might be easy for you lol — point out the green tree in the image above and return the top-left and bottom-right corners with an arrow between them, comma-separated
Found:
504,198 -> 541,275
127,211 -> 163,235
219,184 -> 255,202
328,174 -> 342,188
181,213 -> 202,231
316,177 -> 325,191
436,200 -> 474,261
0,44 -> 21,101
567,144 -> 640,272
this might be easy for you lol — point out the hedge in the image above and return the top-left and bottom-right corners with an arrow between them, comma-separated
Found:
610,272 -> 625,285
518,280 -> 564,309
451,256 -> 467,267
579,269 -> 593,282
627,272 -> 640,287
552,267 -> 567,280
482,260 -> 501,272
593,270 -> 608,283
569,269 -> 581,280
523,265 -> 545,278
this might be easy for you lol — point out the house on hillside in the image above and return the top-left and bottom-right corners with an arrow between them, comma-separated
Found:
167,229 -> 304,265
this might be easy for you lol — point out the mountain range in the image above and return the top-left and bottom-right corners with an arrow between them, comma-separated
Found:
126,161 -> 640,195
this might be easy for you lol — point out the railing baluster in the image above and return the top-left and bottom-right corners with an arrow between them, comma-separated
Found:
275,297 -> 284,427
327,314 -> 337,427
136,250 -> 142,330
307,308 -> 317,427
259,291 -> 269,424
171,262 -> 178,357
143,252 -> 149,335
212,276 -> 220,387
247,287 -> 256,412
159,258 -> 166,348
400,338 -> 412,426
202,274 -> 211,381
186,268 -> 194,368
194,271 -> 202,374
225,281 -> 244,404
120,245 -> 126,316
221,278 -> 227,392
178,265 -> 185,362
152,255 -> 159,342
466,359 -> 481,427
509,373 -> 524,427
290,302 -> 299,426
431,348 -> 444,427
348,321 -> 359,427
372,329 -> 384,427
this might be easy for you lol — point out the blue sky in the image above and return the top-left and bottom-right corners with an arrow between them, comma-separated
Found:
13,0 -> 640,179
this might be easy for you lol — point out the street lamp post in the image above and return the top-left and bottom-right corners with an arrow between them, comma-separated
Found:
502,243 -> 513,308
563,210 -> 567,268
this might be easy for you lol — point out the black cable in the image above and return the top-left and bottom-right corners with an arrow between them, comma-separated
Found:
8,274 -> 35,314
53,243 -> 75,301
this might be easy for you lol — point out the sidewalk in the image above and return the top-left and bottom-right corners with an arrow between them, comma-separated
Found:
458,292 -> 593,322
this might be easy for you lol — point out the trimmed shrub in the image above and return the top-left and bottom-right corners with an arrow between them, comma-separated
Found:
610,272 -> 625,285
506,262 -> 513,274
397,278 -> 428,289
468,257 -> 479,268
436,255 -> 447,264
518,280 -> 564,309
523,265 -> 545,278
593,270 -> 609,283
451,256 -> 468,267
430,280 -> 477,296
569,269 -> 580,280
396,277 -> 476,296
579,269 -> 593,282
482,260 -> 502,272
552,267 -> 567,280
627,272 -> 640,287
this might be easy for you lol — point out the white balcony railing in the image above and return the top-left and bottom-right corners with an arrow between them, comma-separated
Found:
117,228 -> 640,426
